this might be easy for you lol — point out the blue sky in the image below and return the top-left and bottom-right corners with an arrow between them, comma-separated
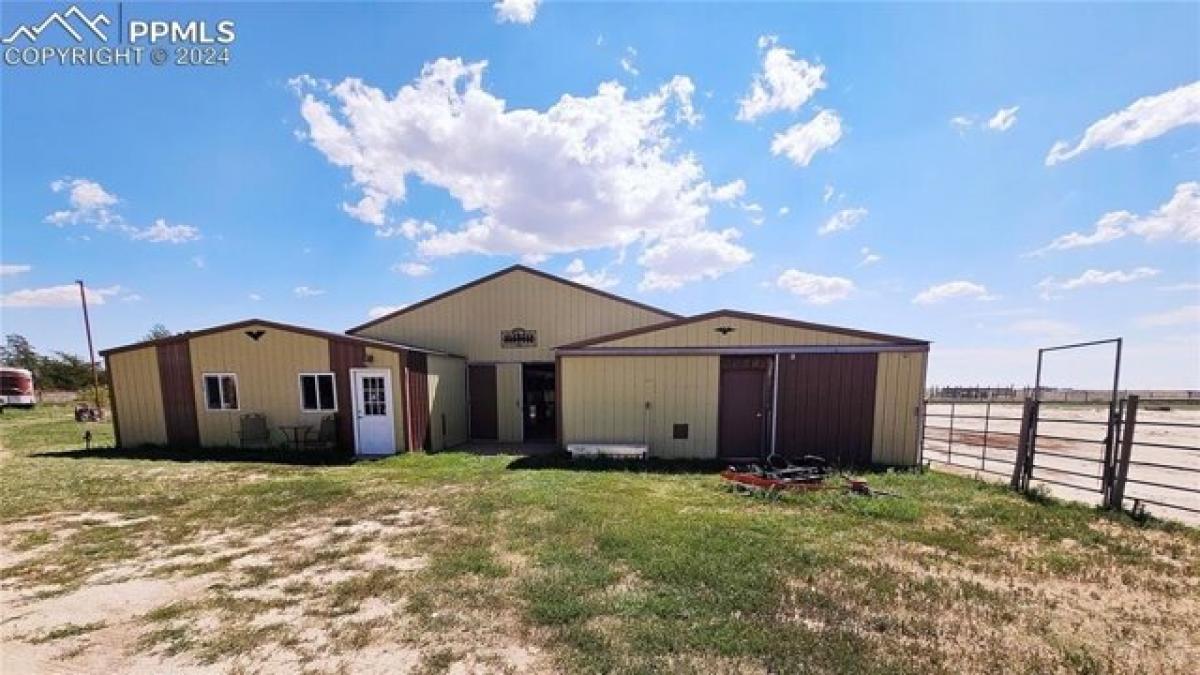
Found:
1,1 -> 1197,388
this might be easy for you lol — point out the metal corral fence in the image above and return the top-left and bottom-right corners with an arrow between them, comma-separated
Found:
921,396 -> 1200,525
927,387 -> 1200,403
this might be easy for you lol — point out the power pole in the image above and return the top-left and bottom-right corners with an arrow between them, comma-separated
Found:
76,280 -> 101,409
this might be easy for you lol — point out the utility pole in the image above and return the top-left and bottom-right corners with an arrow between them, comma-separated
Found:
76,280 -> 101,409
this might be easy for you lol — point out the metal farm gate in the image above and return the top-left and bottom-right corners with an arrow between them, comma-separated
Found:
921,339 -> 1200,523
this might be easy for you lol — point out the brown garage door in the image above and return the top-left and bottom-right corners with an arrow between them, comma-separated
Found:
718,356 -> 772,460
468,364 -> 498,440
775,353 -> 877,466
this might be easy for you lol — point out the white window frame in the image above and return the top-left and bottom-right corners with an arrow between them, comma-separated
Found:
202,372 -> 240,411
298,372 -> 338,413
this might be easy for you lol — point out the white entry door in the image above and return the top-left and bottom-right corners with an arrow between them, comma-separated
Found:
351,369 -> 396,456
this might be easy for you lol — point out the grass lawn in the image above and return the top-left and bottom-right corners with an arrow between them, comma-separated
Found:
2,405 -> 1198,674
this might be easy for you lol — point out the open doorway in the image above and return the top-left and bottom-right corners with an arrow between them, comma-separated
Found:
522,363 -> 556,441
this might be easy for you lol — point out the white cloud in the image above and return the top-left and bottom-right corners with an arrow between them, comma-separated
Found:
1158,282 -> 1200,292
709,179 -> 746,203
121,293 -> 143,303
986,105 -> 1019,132
45,178 -> 121,228
392,262 -> 432,277
1029,182 -> 1199,255
375,218 -> 439,240
620,47 -> 639,77
0,264 -> 31,277
858,247 -> 881,266
1,284 -> 120,308
1037,266 -> 1159,299
1126,182 -> 1200,241
777,206 -> 789,216
295,59 -> 742,289
43,177 -> 202,243
822,184 -> 835,203
1045,81 -> 1200,165
131,218 -> 201,243
493,0 -> 538,24
770,110 -> 842,167
563,258 -> 619,290
913,280 -> 995,305
1007,318 -> 1079,339
248,293 -> 262,301
737,36 -> 826,121
949,115 -> 974,134
775,269 -> 855,304
1137,304 -> 1200,327
817,207 -> 867,236
637,228 -> 753,291
293,285 -> 325,298
367,304 -> 407,319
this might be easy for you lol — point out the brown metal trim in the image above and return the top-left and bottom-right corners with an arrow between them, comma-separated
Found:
156,341 -> 199,448
345,264 -> 681,334
406,352 -> 431,452
105,355 -> 122,448
329,340 -> 367,452
100,318 -> 464,359
557,344 -> 930,357
554,355 -> 563,449
556,308 -> 929,350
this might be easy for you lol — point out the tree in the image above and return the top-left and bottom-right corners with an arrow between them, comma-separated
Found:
0,334 -> 39,371
144,324 -> 172,340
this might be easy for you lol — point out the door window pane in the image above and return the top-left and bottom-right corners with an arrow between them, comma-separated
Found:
362,376 -> 386,416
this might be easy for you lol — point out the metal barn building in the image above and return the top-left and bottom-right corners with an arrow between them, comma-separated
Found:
104,265 -> 929,465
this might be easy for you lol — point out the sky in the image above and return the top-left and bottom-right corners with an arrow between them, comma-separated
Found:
1,0 -> 1197,389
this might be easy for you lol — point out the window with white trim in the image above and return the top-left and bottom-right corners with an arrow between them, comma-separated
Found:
203,373 -> 239,410
299,373 -> 337,412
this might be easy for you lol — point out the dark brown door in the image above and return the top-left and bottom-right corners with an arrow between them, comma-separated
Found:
468,364 -> 498,440
156,342 -> 199,448
775,353 -> 877,466
718,356 -> 771,460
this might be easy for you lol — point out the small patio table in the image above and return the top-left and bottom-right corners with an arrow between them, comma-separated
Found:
278,424 -> 312,450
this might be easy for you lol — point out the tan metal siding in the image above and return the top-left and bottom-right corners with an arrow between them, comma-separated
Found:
496,363 -> 523,442
593,316 -> 887,348
109,347 -> 167,446
428,355 -> 468,451
561,355 -> 720,459
189,324 -> 332,447
354,268 -> 672,361
871,351 -> 926,465
365,347 -> 408,453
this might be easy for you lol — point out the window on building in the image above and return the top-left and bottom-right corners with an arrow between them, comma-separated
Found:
299,373 -> 337,412
203,373 -> 239,410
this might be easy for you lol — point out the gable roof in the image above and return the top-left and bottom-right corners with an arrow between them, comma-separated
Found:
100,318 -> 461,358
555,309 -> 929,350
346,264 -> 681,334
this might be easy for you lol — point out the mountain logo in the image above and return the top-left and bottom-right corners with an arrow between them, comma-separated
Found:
2,5 -> 111,44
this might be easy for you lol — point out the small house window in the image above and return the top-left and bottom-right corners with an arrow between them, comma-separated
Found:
299,373 -> 336,412
203,374 -> 239,410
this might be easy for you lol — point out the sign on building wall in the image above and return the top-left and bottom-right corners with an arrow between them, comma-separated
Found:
500,327 -> 537,349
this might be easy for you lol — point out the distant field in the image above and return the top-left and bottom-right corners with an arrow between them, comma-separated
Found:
2,405 -> 1198,674
924,402 -> 1200,525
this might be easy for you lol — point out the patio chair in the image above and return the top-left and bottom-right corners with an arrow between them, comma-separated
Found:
303,415 -> 338,451
238,413 -> 272,448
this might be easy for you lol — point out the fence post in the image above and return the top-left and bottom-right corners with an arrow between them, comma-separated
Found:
947,402 -> 956,466
1011,398 -> 1034,491
1109,395 -> 1138,511
981,399 -> 991,476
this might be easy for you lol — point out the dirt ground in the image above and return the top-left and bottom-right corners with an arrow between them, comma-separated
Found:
924,402 -> 1200,525
0,508 -> 545,674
